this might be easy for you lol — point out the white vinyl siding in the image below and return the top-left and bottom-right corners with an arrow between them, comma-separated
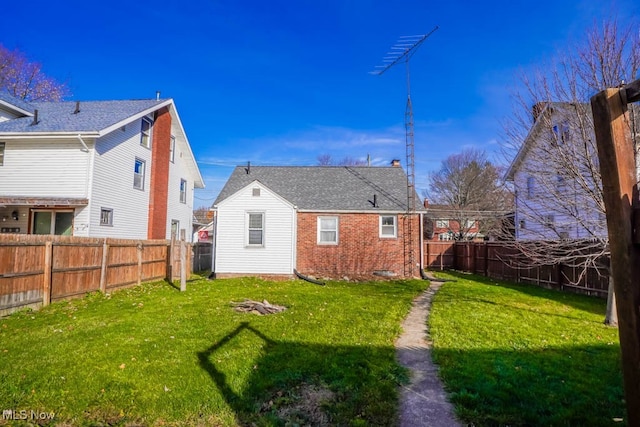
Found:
166,134 -> 195,241
215,182 -> 296,275
0,139 -> 90,198
88,120 -> 152,239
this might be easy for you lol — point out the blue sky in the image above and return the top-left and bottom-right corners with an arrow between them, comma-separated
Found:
3,0 -> 638,207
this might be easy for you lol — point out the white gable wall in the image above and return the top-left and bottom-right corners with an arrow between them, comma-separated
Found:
166,133 -> 195,241
87,119 -> 151,239
0,139 -> 91,198
215,181 -> 296,275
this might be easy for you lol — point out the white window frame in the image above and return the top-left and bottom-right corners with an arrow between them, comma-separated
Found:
169,135 -> 176,163
0,142 -> 5,166
100,208 -> 113,226
436,219 -> 449,228
317,216 -> 338,245
246,212 -> 265,247
466,219 -> 476,228
179,179 -> 187,204
134,158 -> 145,190
140,117 -> 153,148
379,215 -> 397,238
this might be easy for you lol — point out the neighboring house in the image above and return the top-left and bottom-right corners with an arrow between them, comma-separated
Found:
422,200 -> 483,241
0,92 -> 204,240
505,102 -> 612,241
212,164 -> 425,279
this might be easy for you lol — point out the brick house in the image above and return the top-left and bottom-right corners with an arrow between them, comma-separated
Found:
422,200 -> 483,241
212,164 -> 424,279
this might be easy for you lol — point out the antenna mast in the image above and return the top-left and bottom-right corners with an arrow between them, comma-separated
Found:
371,25 -> 438,277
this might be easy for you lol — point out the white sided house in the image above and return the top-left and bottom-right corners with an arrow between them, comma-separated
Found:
505,102 -> 607,241
214,180 -> 296,275
0,92 -> 204,240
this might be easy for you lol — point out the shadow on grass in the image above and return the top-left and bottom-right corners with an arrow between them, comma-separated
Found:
433,343 -> 624,426
442,271 -> 608,318
197,321 -> 406,426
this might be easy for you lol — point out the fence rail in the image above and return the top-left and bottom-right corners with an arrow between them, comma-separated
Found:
0,234 -> 191,316
424,241 -> 609,298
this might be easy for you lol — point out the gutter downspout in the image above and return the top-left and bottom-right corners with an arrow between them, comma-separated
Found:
76,134 -> 90,152
419,212 -> 428,280
209,208 -> 217,279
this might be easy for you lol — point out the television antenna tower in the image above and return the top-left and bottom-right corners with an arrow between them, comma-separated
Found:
371,25 -> 438,277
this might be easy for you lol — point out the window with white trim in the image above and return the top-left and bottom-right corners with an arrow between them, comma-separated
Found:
140,117 -> 153,148
179,179 -> 187,203
100,208 -> 113,226
0,142 -> 5,166
379,215 -> 397,238
169,135 -> 176,162
466,220 -> 476,228
436,219 -> 449,228
247,212 -> 265,246
318,216 -> 338,244
134,158 -> 145,190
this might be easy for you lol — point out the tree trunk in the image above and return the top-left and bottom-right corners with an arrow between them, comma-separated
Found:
604,275 -> 618,326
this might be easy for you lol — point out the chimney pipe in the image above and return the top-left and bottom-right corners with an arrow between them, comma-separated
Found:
246,161 -> 251,175
156,91 -> 161,101
31,109 -> 39,126
74,101 -> 80,114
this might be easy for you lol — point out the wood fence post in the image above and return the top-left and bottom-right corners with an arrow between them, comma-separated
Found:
166,232 -> 175,282
180,229 -> 187,292
43,241 -> 53,307
137,241 -> 143,285
100,239 -> 108,293
484,243 -> 489,276
591,81 -> 640,426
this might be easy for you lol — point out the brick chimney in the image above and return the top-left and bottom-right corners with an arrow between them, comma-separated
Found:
423,198 -> 429,208
390,159 -> 401,167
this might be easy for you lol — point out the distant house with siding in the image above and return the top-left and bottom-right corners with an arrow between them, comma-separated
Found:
212,164 -> 425,279
0,92 -> 204,240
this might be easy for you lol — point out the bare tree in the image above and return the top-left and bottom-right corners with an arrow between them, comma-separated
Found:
0,44 -> 69,101
501,18 -> 640,326
425,148 -> 512,240
316,154 -> 367,166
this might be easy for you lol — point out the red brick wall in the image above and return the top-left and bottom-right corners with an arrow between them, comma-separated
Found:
296,212 -> 421,279
147,107 -> 171,239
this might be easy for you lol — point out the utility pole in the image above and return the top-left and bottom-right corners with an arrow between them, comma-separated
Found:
371,26 -> 438,276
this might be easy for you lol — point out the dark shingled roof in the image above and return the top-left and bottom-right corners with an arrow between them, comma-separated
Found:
0,98 -> 166,133
215,165 -> 425,212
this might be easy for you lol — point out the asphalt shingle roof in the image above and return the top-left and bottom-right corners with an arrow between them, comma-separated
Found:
0,98 -> 166,134
215,165 -> 424,212
0,92 -> 36,114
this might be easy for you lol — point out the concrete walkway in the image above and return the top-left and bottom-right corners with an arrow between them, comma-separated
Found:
396,280 -> 462,427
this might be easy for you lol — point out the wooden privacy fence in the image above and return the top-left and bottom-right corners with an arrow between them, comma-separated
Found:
424,241 -> 609,298
0,234 -> 191,316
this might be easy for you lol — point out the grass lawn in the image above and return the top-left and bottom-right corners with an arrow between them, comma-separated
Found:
429,271 -> 625,427
0,274 -> 427,426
